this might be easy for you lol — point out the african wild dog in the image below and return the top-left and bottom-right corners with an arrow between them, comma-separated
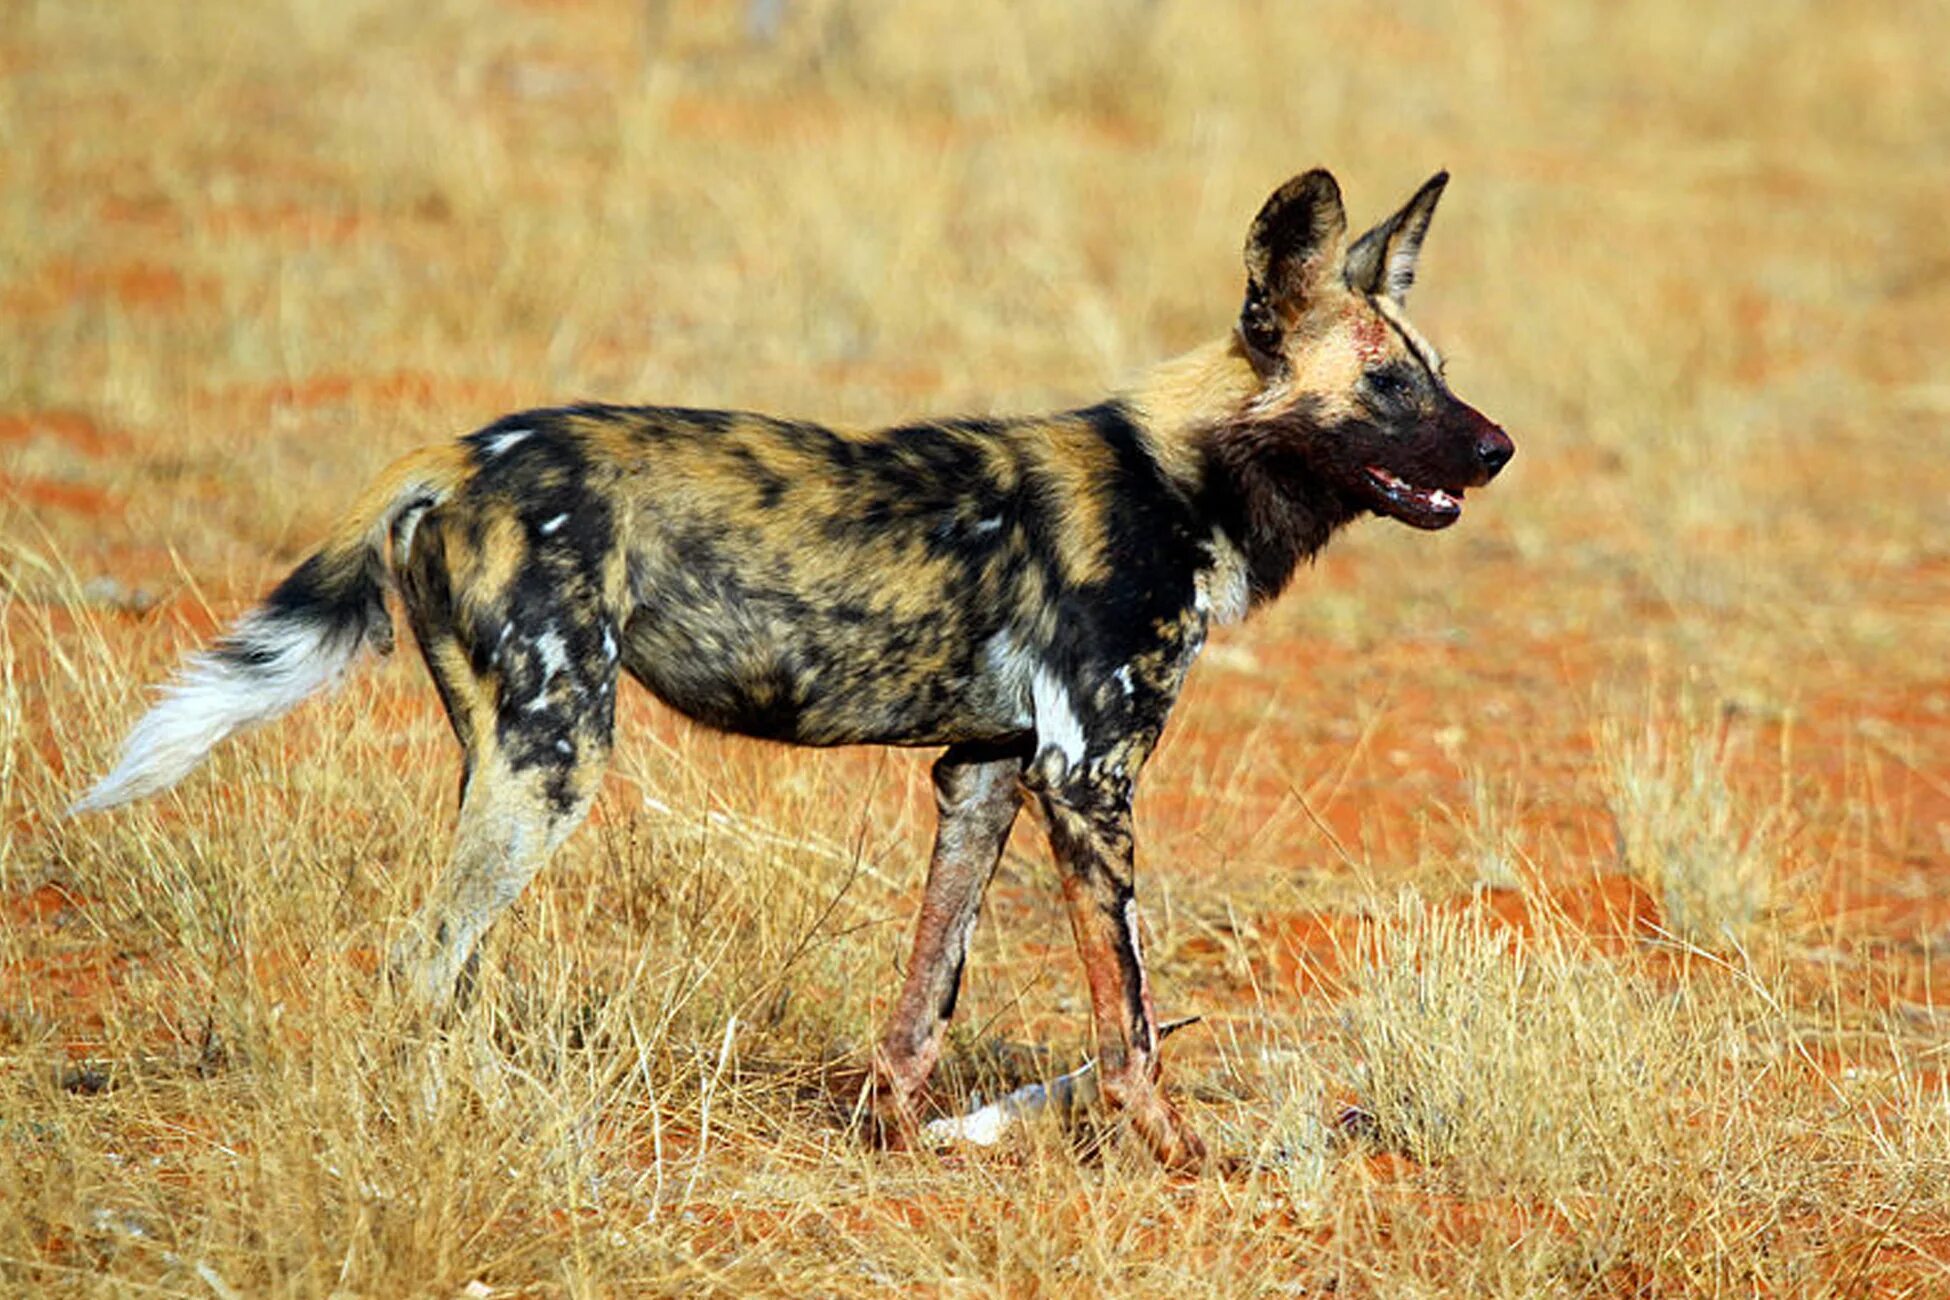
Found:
73,169 -> 1512,1168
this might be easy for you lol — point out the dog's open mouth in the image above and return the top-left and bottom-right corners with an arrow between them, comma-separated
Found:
1365,466 -> 1463,530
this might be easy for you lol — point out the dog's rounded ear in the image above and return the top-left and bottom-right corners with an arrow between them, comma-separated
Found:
1344,170 -> 1448,305
1240,170 -> 1349,373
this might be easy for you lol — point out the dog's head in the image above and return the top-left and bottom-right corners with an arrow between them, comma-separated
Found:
1233,169 -> 1513,531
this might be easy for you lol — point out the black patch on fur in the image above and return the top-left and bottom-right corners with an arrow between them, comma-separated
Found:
1238,285 -> 1284,373
938,953 -> 966,1020
1108,882 -> 1150,1047
221,549 -> 391,667
1196,404 -> 1363,603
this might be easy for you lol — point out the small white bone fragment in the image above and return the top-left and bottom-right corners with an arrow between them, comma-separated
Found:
922,1015 -> 1201,1148
922,1061 -> 1098,1147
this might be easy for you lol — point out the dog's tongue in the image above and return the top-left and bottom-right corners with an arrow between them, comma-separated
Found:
1366,466 -> 1462,531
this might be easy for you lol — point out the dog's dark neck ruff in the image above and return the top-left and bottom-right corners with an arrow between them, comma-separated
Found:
1130,338 -> 1366,611
1191,408 -> 1360,605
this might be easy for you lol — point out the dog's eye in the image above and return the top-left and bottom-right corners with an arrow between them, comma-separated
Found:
1367,370 -> 1411,402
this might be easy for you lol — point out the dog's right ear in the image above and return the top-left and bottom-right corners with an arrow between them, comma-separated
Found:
1239,170 -> 1349,374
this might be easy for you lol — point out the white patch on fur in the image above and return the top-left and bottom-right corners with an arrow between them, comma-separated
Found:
1114,665 -> 1136,697
1244,378 -> 1294,421
539,512 -> 569,535
1197,534 -> 1251,626
535,628 -> 570,680
984,631 -> 1036,728
1032,667 -> 1087,771
986,631 -> 1033,678
394,505 -> 429,564
1122,896 -> 1158,1047
482,428 -> 532,457
71,612 -> 364,814
601,627 -> 618,663
971,516 -> 1002,536
522,628 -> 572,713
1124,896 -> 1144,966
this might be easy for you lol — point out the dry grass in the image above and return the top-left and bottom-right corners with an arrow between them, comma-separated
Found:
1600,688 -> 1784,947
5,0 -> 1950,1293
1335,897 -> 1950,1293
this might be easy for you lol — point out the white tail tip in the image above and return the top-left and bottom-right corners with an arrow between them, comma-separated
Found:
70,611 -> 365,815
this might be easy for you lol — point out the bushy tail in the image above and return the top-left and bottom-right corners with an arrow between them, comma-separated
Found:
71,444 -> 471,814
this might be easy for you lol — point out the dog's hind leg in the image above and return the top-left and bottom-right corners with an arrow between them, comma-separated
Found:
391,732 -> 610,1013
871,737 -> 1028,1138
389,610 -> 619,1015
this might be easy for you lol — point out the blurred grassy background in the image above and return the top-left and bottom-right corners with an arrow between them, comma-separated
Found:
5,0 -> 1950,1293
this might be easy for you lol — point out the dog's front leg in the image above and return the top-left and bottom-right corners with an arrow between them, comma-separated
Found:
872,739 -> 1027,1141
1039,780 -> 1207,1170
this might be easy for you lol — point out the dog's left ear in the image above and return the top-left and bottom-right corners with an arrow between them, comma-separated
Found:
1344,171 -> 1448,305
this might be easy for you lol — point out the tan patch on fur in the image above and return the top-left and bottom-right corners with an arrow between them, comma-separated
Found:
1019,415 -> 1117,587
465,508 -> 529,613
321,442 -> 471,561
1259,297 -> 1368,422
426,635 -> 493,750
598,542 -> 632,611
563,409 -> 649,468
1127,339 -> 1257,491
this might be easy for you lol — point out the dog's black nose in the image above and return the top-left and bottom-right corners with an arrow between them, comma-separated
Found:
1476,428 -> 1515,478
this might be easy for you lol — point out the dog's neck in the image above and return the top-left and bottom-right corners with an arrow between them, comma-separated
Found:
1126,338 -> 1360,610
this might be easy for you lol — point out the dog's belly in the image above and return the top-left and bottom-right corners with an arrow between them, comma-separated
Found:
619,594 -> 1031,748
